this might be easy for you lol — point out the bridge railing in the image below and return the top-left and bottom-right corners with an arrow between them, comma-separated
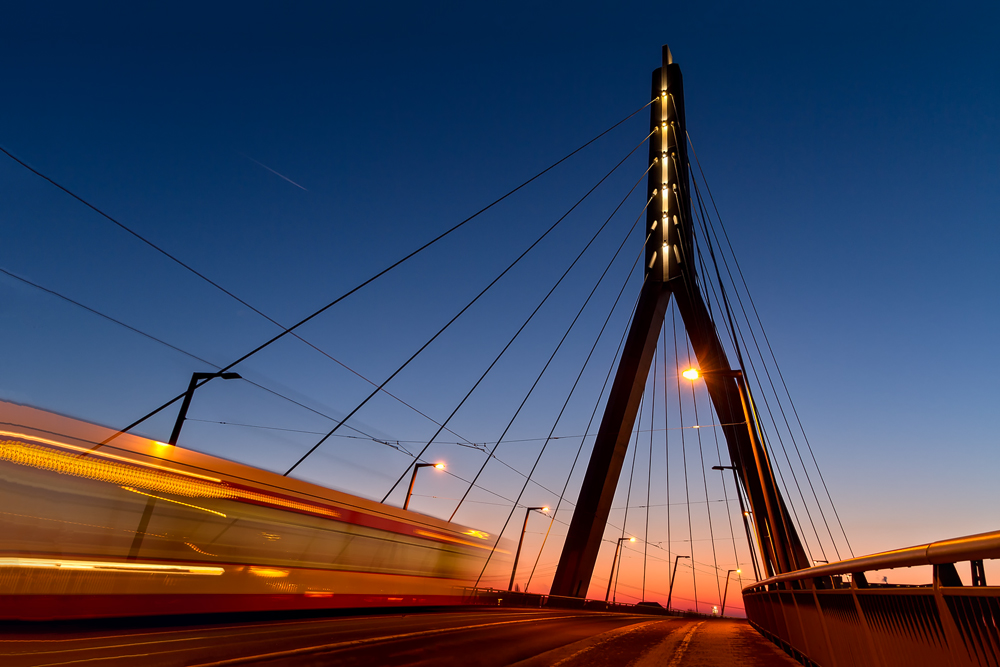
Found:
743,529 -> 1000,667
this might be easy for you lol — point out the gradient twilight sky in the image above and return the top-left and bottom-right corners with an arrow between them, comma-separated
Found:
2,2 -> 999,608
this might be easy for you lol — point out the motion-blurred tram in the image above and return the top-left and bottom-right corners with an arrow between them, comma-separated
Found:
0,401 -> 497,620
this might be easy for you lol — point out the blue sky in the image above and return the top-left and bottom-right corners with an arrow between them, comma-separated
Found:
2,1 -> 999,599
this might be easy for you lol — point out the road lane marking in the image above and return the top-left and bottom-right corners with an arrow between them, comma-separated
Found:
547,620 -> 664,667
188,614 -> 597,667
665,621 -> 704,667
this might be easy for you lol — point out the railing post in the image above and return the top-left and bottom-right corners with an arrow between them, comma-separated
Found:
809,583 -> 840,667
933,564 -> 970,667
849,579 -> 883,667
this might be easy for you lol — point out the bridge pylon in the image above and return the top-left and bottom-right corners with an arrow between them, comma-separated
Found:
549,45 -> 811,599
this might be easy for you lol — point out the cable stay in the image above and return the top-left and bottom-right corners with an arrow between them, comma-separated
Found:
28,101 -> 651,452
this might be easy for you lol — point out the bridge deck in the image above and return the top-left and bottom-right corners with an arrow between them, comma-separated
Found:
2,610 -> 798,666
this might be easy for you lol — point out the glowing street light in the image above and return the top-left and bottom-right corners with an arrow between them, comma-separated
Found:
508,506 -> 549,592
721,568 -> 742,617
666,554 -> 690,612
606,536 -> 636,602
403,462 -> 445,511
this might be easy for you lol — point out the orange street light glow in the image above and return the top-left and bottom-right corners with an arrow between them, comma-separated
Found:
433,463 -> 445,470
682,368 -> 700,380
629,537 -> 636,542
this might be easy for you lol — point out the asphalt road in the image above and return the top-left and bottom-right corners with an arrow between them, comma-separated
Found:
1,609 -> 800,666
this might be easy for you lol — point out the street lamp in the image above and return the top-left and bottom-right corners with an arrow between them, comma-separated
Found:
168,371 -> 242,445
606,536 -> 636,602
508,506 -> 549,592
403,462 -> 445,510
721,568 -> 741,616
684,367 -> 790,575
666,554 -> 690,612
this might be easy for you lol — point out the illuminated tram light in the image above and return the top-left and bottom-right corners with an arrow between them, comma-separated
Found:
0,436 -> 344,520
184,542 -> 218,557
249,566 -> 290,578
463,529 -> 490,539
0,439 -> 227,497
0,430 -> 221,481
415,529 -> 507,552
120,486 -> 228,517
0,557 -> 224,575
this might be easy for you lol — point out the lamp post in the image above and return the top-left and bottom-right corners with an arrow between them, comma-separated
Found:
683,367 -> 791,575
666,554 -> 690,612
403,462 -> 445,510
168,371 -> 242,445
605,536 -> 636,602
720,568 -> 741,616
508,506 -> 549,592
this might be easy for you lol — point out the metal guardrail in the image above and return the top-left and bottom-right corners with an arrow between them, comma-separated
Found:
743,530 -> 1000,666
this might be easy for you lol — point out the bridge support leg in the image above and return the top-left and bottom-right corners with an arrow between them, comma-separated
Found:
549,282 -> 671,597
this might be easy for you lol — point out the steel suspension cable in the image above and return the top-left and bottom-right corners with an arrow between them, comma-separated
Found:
446,165 -> 657,520
52,101 -> 653,450
687,134 -> 852,559
524,267 -> 652,592
470,219 -> 658,591
474,262 -> 652,591
613,391 -> 644,602
685,198 -> 766,578
294,132 -> 654,479
683,335 -> 723,606
661,324 -> 672,589
0,267 -> 395,448
681,171 -> 806,569
643,346 -> 655,601
689,174 -> 824,562
687,253 -> 744,579
671,305 -> 698,611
